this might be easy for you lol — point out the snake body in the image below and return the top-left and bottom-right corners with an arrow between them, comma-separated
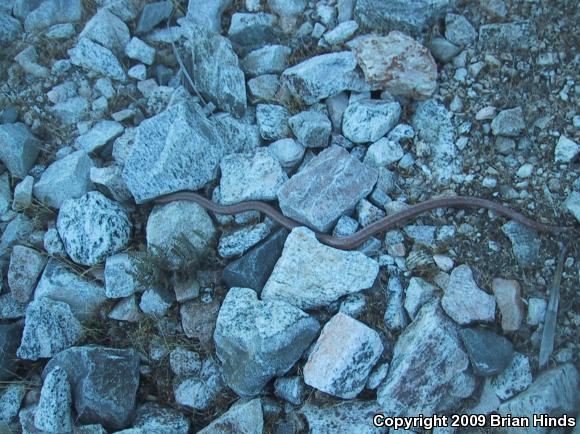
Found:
152,192 -> 574,250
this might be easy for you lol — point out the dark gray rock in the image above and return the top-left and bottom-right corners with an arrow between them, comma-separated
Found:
227,12 -> 279,53
136,0 -> 173,34
42,346 -> 140,430
0,322 -> 22,381
459,328 -> 514,377
0,123 -> 40,178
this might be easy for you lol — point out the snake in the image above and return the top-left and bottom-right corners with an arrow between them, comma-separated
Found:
152,191 -> 576,250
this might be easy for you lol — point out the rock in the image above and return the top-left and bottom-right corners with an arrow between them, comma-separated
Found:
0,294 -> 27,321
527,297 -> 547,326
75,120 -> 124,153
342,99 -> 401,143
15,46 -> 49,78
383,276 -> 408,332
490,352 -> 532,400
146,200 -> 215,270
139,286 -> 174,317
0,322 -> 22,381
198,399 -> 263,434
43,228 -> 66,256
324,20 -> 359,45
299,400 -> 387,434
429,37 -> 462,62
0,12 -> 21,45
0,214 -> 33,257
180,298 -> 221,346
213,112 -> 261,154
262,227 -> 379,309
57,192 -> 132,266
404,225 -> 436,246
8,245 -> 46,303
288,110 -> 332,148
333,215 -> 359,237
222,228 -> 289,292
274,376 -> 306,405
366,361 -> 389,390
24,0 -> 83,33
69,38 -> 127,82
108,296 -> 141,322
0,173 -> 10,214
0,123 -> 40,178
133,402 -> 190,434
404,277 -> 438,319
326,93 -> 349,133
42,346 -> 140,430
479,21 -> 538,51
104,253 -> 143,298
17,298 -> 84,361
281,51 -> 362,104
136,0 -> 173,33
554,135 -> 579,163
565,191 -> 580,223
227,12 -> 278,52
214,287 -> 319,396
267,0 -> 306,30
186,0 -> 231,33
497,364 -> 578,434
492,278 -> 524,332
445,14 -> 476,46
459,328 -> 514,377
172,275 -> 200,304
241,45 -> 291,77
123,101 -> 245,203
0,383 -> 26,430
277,145 -> 377,232
304,313 -> 383,398
267,138 -> 304,169
501,221 -> 540,268
356,199 -> 385,227
12,175 -> 34,210
442,265 -> 496,324
364,138 -> 404,167
491,107 -> 525,137
125,37 -> 156,65
185,23 -> 247,117
218,223 -> 272,259
377,301 -> 475,416
90,166 -> 132,202
169,347 -> 201,378
34,367 -> 73,433
79,9 -> 130,55
248,74 -> 280,103
51,96 -> 90,125
45,22 -> 76,39
352,32 -> 437,99
219,148 -> 288,204
355,0 -> 453,33
174,358 -> 225,410
256,104 -> 291,140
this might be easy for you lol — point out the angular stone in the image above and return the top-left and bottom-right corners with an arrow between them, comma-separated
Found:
324,20 -> 359,45
24,0 -> 83,33
364,138 -> 404,167
169,347 -> 201,378
139,286 -> 174,317
133,402 -> 190,434
8,245 -> 46,303
248,74 -> 280,103
377,301 -> 475,416
479,21 -> 538,51
104,253 -> 142,298
267,0 -> 306,30
108,295 -> 141,322
42,346 -> 140,430
442,265 -> 495,324
180,298 -> 221,346
256,104 -> 290,140
79,9 -> 130,55
491,107 -> 525,137
459,328 -> 514,376
404,277 -> 438,319
492,278 -> 524,332
57,192 -> 132,266
34,367 -> 73,433
0,214 -> 33,256
0,383 -> 26,430
69,38 -> 127,82
125,37 -> 156,65
274,376 -> 306,405
214,287 -> 320,396
227,12 -> 278,52
304,313 -> 383,398
0,294 -> 27,321
554,135 -> 579,163
218,223 -> 272,259
356,199 -> 385,227
0,123 -> 40,178
213,112 -> 261,152
90,165 -> 132,202
241,45 -> 291,77
262,227 -> 379,309
566,191 -> 580,223
429,36 -> 462,63
299,400 -> 387,434
173,358 -> 225,410
198,399 -> 263,434
51,96 -> 89,125
352,32 -> 437,99
220,148 -> 288,204
0,322 -> 22,381
267,138 -> 304,170
12,175 -> 34,210
277,145 -> 377,232
0,12 -> 21,45
289,110 -> 332,148
490,352 -> 532,400
136,0 -> 173,34
501,221 -> 540,268
445,14 -> 476,46
342,99 -> 401,143
43,227 -> 66,256
17,298 -> 84,361
75,120 -> 124,153
186,0 -> 231,33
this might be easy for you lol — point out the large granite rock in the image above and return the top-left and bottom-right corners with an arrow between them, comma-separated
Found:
0,123 -> 40,178
277,145 -> 377,232
377,301 -> 475,416
214,287 -> 320,396
42,346 -> 140,431
56,192 -> 132,266
34,367 -> 73,433
0,322 -> 22,381
261,227 -> 379,309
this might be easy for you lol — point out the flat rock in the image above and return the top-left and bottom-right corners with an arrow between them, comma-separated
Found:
459,328 -> 514,376
42,346 -> 140,431
492,278 -> 524,332
304,312 -> 383,398
289,110 -> 332,148
75,120 -> 124,153
377,301 -> 475,416
352,32 -> 437,99
198,399 -> 263,434
8,245 -> 46,303
0,322 -> 22,381
490,352 -> 532,400
186,0 -> 232,33
24,0 -> 83,33
554,135 -> 579,163
299,400 -> 387,434
277,145 -> 377,232
0,123 -> 40,178
133,402 -> 190,434
33,150 -> 94,209
79,9 -> 130,55
51,96 -> 89,125
214,287 -> 320,396
241,45 -> 291,77
34,367 -> 73,432
491,107 -> 525,137
262,227 -> 379,309
220,148 -> 288,204
342,99 -> 401,143
57,191 -> 132,266
501,221 -> 540,267
479,21 -> 538,51
69,38 -> 127,82
17,298 -> 84,361
256,104 -> 291,140
364,138 -> 404,167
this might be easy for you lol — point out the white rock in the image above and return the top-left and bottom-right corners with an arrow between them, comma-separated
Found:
139,287 -> 174,317
128,64 -> 147,80
554,135 -> 579,163
169,347 -> 201,377
186,0 -> 232,32
104,253 -> 142,298
526,297 -> 546,326
342,99 -> 401,143
197,399 -> 263,434
124,37 -> 155,65
174,359 -> 225,410
404,277 -> 438,319
490,352 -> 532,400
267,138 -> 305,169
68,38 -> 127,82
364,138 -> 404,167
324,20 -> 359,45
12,176 -> 34,211
108,295 -> 142,322
218,223 -> 272,259
75,120 -> 124,153
256,104 -> 291,140
0,123 -> 40,178
240,45 -> 291,77
565,191 -> 580,223
445,14 -> 476,46
89,165 -> 132,202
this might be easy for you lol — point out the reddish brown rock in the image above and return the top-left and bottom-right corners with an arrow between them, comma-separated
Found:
492,278 -> 524,332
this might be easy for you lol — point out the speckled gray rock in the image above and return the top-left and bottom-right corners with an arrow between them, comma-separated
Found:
274,376 -> 306,405
214,287 -> 320,396
0,322 -> 22,381
277,145 -> 377,232
227,12 -> 279,52
219,148 -> 288,204
12,175 -> 34,210
108,295 -> 141,323
241,45 -> 291,77
104,253 -> 142,298
377,301 -> 475,416
404,277 -> 438,319
125,37 -> 155,65
51,96 -> 89,125
198,399 -> 263,434
267,138 -> 305,169
184,23 -> 246,117
42,346 -> 140,430
479,20 -> 538,51
139,286 -> 174,317
0,12 -> 22,45
262,227 -> 379,309
442,265 -> 496,324
267,0 -> 306,30
79,8 -> 130,55
343,99 -> 402,144
69,38 -> 127,82
501,220 -> 540,267
34,367 -> 73,432
218,223 -> 272,259
554,135 -> 579,163
459,328 -> 514,376
136,0 -> 173,33
490,352 -> 532,400
383,276 -> 408,332
90,165 -> 132,202
491,107 -> 525,137
169,347 -> 201,378
17,298 -> 84,361
24,0 -> 83,33
133,402 -> 190,434
0,383 -> 26,430
289,110 -> 332,148
57,192 -> 131,266
256,104 -> 291,140
75,120 -> 124,153
0,123 -> 40,178
304,312 -> 383,398
364,138 -> 404,167
0,214 -> 33,256
146,200 -> 216,270
323,20 -> 359,45
8,245 -> 46,303
248,74 -> 280,103
445,13 -> 476,46
429,36 -> 462,62
299,400 -> 387,434
564,191 -> 580,223
0,294 -> 27,321
186,0 -> 232,32
43,227 -> 66,256
174,358 -> 225,410
0,173 -> 10,215
34,150 -> 94,209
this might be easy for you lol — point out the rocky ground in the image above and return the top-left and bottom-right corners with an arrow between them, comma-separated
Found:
0,0 -> 579,433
